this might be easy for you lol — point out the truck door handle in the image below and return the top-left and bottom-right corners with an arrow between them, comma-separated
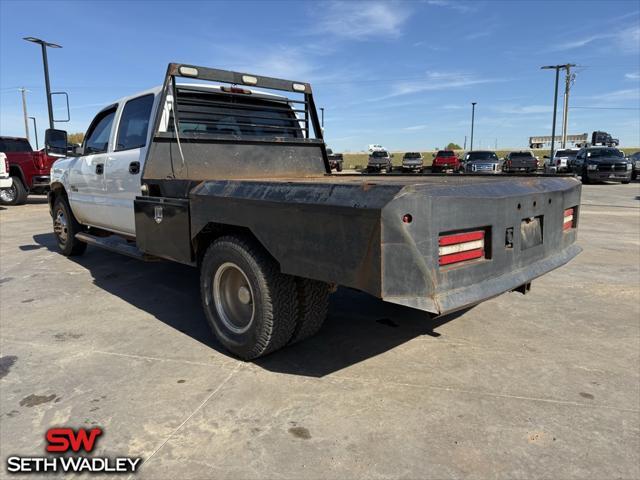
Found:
95,163 -> 104,175
129,161 -> 140,174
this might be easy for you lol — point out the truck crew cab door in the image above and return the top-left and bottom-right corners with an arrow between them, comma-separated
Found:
105,94 -> 155,235
68,105 -> 117,229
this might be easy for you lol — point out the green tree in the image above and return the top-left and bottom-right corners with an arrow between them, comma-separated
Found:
67,132 -> 84,145
446,142 -> 462,150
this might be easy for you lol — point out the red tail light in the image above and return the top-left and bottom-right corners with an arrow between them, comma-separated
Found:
439,230 -> 486,266
563,207 -> 576,231
33,151 -> 45,170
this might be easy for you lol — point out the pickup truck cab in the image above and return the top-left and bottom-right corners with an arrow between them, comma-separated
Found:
569,146 -> 631,184
326,148 -> 344,172
544,148 -> 578,174
367,150 -> 393,173
431,150 -> 461,173
401,152 -> 424,172
503,151 -> 538,173
0,136 -> 59,205
46,63 -> 582,360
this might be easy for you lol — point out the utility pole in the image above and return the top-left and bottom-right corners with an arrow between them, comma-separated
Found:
470,102 -> 477,151
19,88 -> 30,141
463,135 -> 467,150
29,117 -> 39,149
320,107 -> 324,128
560,64 -> 576,148
540,63 -> 575,158
23,37 -> 62,129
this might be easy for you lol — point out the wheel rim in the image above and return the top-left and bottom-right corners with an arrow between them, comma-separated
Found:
213,262 -> 255,334
0,183 -> 16,203
53,208 -> 68,245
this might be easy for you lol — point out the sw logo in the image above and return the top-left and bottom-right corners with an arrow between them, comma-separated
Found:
46,427 -> 103,453
6,427 -> 141,474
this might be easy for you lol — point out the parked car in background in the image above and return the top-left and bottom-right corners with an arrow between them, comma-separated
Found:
0,136 -> 59,205
402,152 -> 424,172
544,148 -> 579,173
503,151 -> 538,173
569,146 -> 631,184
326,148 -> 343,172
431,150 -> 461,173
463,151 -> 502,174
0,153 -> 11,193
629,151 -> 640,180
367,150 -> 393,173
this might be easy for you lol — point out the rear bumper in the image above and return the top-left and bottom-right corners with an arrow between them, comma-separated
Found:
379,176 -> 582,315
385,244 -> 581,314
30,175 -> 51,188
0,176 -> 11,189
402,163 -> 423,170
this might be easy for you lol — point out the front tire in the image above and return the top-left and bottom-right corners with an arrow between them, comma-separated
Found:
0,176 -> 28,205
200,236 -> 298,360
336,163 -> 343,172
53,196 -> 87,256
581,168 -> 590,184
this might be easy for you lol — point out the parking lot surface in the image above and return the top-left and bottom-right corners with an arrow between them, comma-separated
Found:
1,183 -> 639,479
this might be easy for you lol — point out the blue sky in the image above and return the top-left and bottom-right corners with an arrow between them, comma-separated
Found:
1,0 -> 638,152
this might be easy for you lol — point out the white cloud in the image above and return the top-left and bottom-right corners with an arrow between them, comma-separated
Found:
593,88 -> 640,103
315,1 -> 411,40
426,0 -> 476,13
404,124 -> 429,130
492,104 -> 552,115
625,72 -> 640,80
552,26 -> 639,54
383,71 -> 502,99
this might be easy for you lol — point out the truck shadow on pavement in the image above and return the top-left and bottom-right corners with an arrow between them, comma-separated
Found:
34,232 -> 466,378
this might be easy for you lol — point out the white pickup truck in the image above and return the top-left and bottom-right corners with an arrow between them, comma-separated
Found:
45,63 -> 582,360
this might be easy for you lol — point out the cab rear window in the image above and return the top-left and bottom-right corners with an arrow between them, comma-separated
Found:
172,87 -> 303,139
0,138 -> 32,152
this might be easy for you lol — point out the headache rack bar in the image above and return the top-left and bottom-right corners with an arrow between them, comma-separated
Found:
151,63 -> 324,143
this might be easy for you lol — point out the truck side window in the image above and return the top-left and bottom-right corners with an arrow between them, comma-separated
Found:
116,94 -> 154,151
85,107 -> 117,155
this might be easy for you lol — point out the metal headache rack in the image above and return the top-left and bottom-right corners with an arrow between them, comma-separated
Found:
152,63 -> 324,144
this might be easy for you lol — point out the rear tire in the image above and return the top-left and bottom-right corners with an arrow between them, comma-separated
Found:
289,278 -> 329,345
0,176 -> 28,205
622,180 -> 630,184
336,163 -> 342,172
200,235 -> 298,360
53,196 -> 87,256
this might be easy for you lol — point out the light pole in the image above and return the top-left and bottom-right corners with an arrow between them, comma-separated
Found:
320,107 -> 324,128
470,102 -> 477,151
29,117 -> 39,149
23,37 -> 62,129
19,88 -> 29,141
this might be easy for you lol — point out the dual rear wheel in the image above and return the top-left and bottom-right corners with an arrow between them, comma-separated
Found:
200,236 -> 329,360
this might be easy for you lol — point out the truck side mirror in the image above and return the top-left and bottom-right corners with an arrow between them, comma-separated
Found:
44,129 -> 68,157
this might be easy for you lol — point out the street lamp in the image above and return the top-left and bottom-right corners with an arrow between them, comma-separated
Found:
23,37 -> 62,129
29,117 -> 39,149
470,102 -> 477,151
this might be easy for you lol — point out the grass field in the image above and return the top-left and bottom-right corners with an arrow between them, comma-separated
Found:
341,148 -> 640,170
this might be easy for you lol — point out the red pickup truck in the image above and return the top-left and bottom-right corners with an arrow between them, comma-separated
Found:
0,136 -> 58,205
431,150 -> 462,173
